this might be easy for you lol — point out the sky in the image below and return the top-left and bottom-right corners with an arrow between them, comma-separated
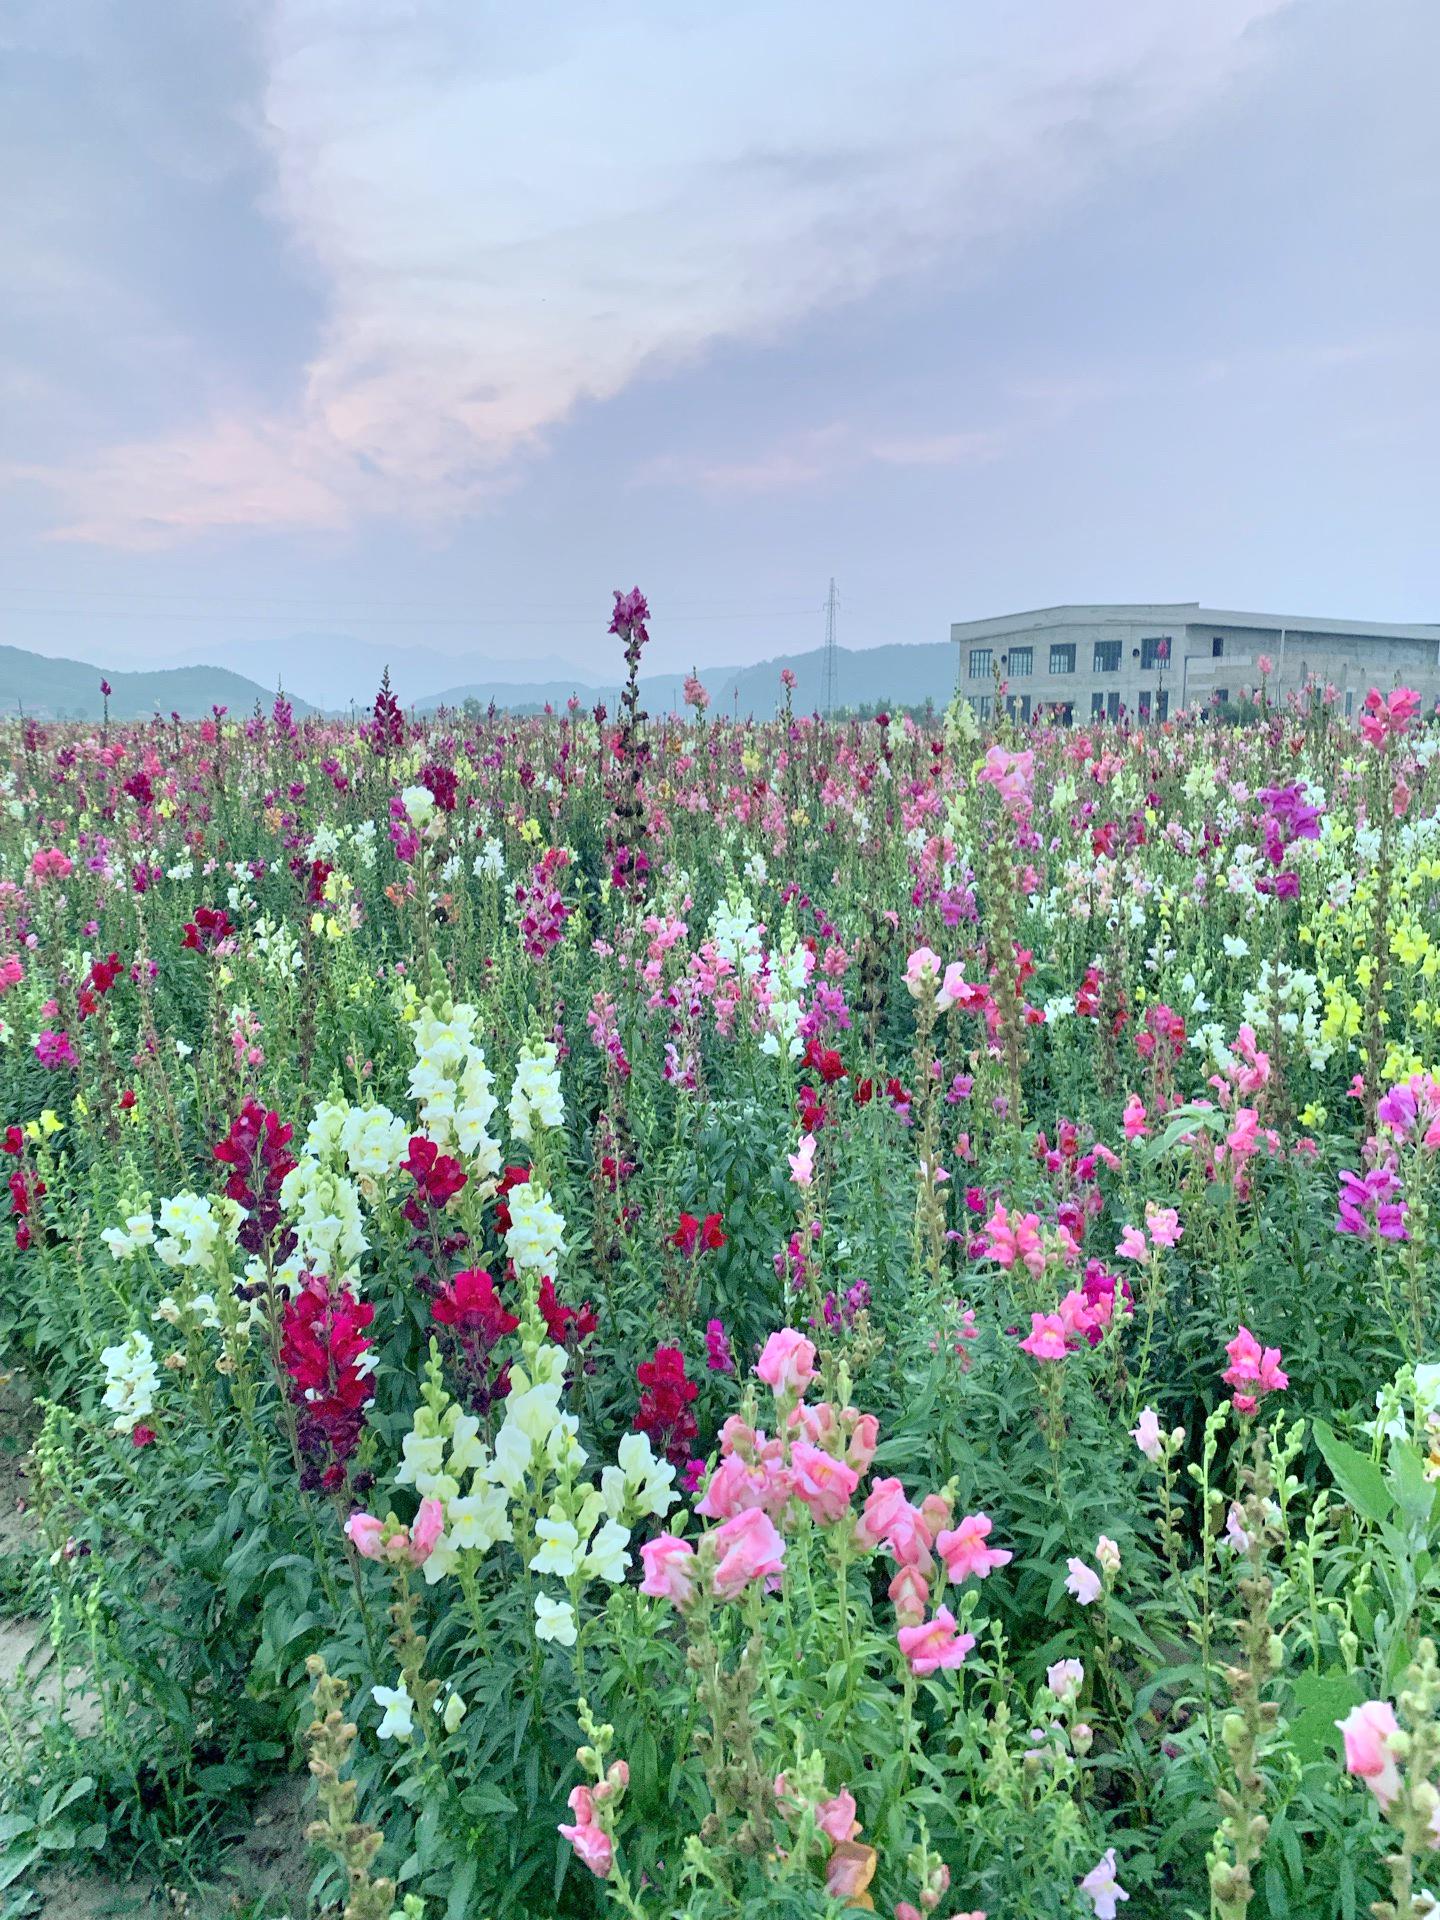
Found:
2,0 -> 1438,703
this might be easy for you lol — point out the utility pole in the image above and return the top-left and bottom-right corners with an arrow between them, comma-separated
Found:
821,577 -> 840,716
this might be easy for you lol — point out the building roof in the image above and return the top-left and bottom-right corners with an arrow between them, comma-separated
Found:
950,602 -> 1440,643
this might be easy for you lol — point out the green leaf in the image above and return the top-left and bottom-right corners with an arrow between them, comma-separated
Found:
1312,1420 -> 1391,1527
1144,1103 -> 1226,1158
1386,1441 -> 1440,1535
0,1846 -> 40,1891
444,1857 -> 478,1920
1287,1667 -> 1360,1765
1264,1860 -> 1289,1916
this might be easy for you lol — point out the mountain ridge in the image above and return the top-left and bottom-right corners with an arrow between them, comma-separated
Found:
0,637 -> 960,722
0,644 -> 315,723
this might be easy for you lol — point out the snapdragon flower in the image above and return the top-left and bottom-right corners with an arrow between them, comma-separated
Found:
100,1330 -> 160,1434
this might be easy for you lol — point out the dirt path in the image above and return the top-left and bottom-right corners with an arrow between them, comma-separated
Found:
0,1372 -> 316,1919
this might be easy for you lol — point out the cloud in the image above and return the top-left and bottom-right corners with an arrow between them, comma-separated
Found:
634,421 -> 1013,496
10,0 -> 1289,545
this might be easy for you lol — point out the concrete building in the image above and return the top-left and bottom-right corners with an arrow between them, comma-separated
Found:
949,603 -> 1440,725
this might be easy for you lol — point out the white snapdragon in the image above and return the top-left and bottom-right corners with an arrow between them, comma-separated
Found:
373,1681 -> 414,1741
100,1331 -> 159,1434
394,1356 -> 515,1584
1241,959 -> 1332,1070
503,1182 -> 567,1275
400,785 -> 437,832
583,1518 -> 632,1584
708,892 -> 765,978
153,1193 -> 240,1274
759,935 -> 812,1059
101,1210 -> 157,1261
534,1595 -> 577,1645
350,820 -> 378,870
337,1102 -> 410,1186
600,1430 -> 678,1522
408,1000 -> 501,1182
278,1160 -> 368,1279
253,916 -> 304,977
530,1513 -> 582,1577
473,836 -> 505,879
507,1040 -> 565,1143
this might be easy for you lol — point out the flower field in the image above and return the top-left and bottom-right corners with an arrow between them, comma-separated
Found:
2,595 -> 1439,1919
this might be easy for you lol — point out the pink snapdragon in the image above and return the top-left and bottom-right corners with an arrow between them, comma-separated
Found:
756,1328 -> 817,1396
710,1507 -> 786,1598
788,1133 -> 816,1188
1080,1848 -> 1129,1918
904,947 -> 942,998
345,1497 -> 444,1568
1377,1073 -> 1440,1149
790,1441 -> 860,1525
1048,1657 -> 1085,1705
1359,686 -> 1421,746
639,1535 -> 698,1608
1144,1204 -> 1182,1248
855,1476 -> 931,1568
1130,1408 -> 1163,1461
30,848 -> 73,883
1336,1699 -> 1402,1809
1065,1556 -> 1102,1605
1019,1312 -> 1068,1361
982,1202 -> 1046,1276
896,1605 -> 975,1675
978,743 -> 1034,814
815,1787 -> 859,1844
558,1784 -> 614,1878
936,1511 -> 1012,1584
1222,1325 -> 1288,1413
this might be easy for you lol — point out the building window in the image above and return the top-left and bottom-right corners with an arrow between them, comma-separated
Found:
1140,636 -> 1171,670
1158,691 -> 1169,721
1344,690 -> 1354,717
1138,691 -> 1152,719
1215,687 -> 1229,706
1055,701 -> 1073,726
1049,643 -> 1075,675
970,693 -> 992,719
1212,636 -> 1225,658
1090,692 -> 1105,718
1005,693 -> 1031,721
1093,641 -> 1120,673
968,647 -> 992,680
1107,692 -> 1120,720
1007,646 -> 1033,677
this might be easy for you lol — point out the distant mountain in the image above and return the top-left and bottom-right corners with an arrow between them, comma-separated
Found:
0,635 -> 958,725
416,641 -> 958,717
695,642 -> 956,716
0,644 -> 312,722
173,633 -> 593,710
417,672 -> 689,715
